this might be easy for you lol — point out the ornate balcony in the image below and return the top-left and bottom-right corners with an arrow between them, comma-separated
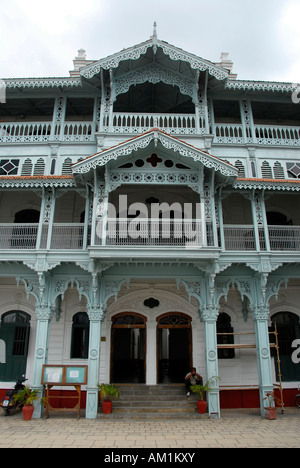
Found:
1,116 -> 300,146
0,222 -> 299,253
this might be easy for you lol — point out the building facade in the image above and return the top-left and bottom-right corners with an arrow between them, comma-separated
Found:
0,27 -> 300,419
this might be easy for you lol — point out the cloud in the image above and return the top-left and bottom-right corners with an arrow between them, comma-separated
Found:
0,0 -> 299,82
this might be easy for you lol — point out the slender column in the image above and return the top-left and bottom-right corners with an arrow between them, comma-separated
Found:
251,305 -> 274,416
217,188 -> 225,250
50,96 -> 66,141
86,305 -> 104,419
82,185 -> 91,249
32,305 -> 54,418
202,306 -> 220,418
45,189 -> 56,250
36,189 -> 46,249
250,191 -> 261,252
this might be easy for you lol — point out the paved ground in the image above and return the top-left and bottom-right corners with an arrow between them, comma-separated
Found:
0,407 -> 299,449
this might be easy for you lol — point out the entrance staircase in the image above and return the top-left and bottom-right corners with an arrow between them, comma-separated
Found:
97,384 -> 209,419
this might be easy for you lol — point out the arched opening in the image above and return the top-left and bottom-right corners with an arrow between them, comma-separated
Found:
157,312 -> 192,384
217,312 -> 235,359
70,312 -> 89,359
114,82 -> 194,114
0,311 -> 31,381
14,209 -> 40,223
12,209 -> 40,248
111,313 -> 146,383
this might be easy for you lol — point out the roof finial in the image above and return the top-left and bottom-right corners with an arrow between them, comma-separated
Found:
153,21 -> 157,40
152,22 -> 158,54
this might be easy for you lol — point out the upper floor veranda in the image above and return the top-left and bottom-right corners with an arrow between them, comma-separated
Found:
1,32 -> 300,184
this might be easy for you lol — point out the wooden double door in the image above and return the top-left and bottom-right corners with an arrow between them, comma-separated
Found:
110,312 -> 192,384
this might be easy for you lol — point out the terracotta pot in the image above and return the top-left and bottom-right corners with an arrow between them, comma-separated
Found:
102,400 -> 112,414
264,407 -> 277,420
22,405 -> 34,421
196,400 -> 207,414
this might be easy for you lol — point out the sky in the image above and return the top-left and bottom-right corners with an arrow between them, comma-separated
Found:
1,0 -> 300,83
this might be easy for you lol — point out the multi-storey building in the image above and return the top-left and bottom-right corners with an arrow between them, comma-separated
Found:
0,26 -> 299,419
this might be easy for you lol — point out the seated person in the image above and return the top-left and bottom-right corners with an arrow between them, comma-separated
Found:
185,367 -> 203,396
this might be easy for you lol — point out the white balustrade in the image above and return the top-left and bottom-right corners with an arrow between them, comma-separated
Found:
96,218 -> 203,247
0,122 -> 52,143
63,122 -> 93,141
223,225 -> 256,251
2,118 -> 300,146
0,121 -> 94,143
0,224 -> 39,249
0,222 -> 300,251
255,125 -> 300,146
109,113 -> 200,135
214,124 -> 244,144
50,224 -> 85,249
268,225 -> 300,250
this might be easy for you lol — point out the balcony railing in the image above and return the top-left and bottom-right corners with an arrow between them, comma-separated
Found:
0,121 -> 94,143
1,117 -> 300,146
107,113 -> 202,135
96,218 -> 203,247
0,223 -> 299,252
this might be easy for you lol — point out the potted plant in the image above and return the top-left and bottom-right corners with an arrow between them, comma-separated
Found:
13,386 -> 39,420
98,383 -> 120,414
263,391 -> 281,420
191,376 -> 220,414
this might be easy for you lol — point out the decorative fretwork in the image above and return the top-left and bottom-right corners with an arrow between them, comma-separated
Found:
73,131 -> 237,179
112,314 -> 145,326
287,162 -> 300,179
33,158 -> 45,176
0,159 -> 19,175
225,79 -> 296,93
261,161 -> 272,178
234,160 -> 245,177
109,169 -> 200,193
114,63 -> 194,101
157,313 -> 191,327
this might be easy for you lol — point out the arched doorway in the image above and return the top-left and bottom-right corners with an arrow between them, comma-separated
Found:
111,313 -> 146,383
157,312 -> 192,383
0,311 -> 31,381
271,312 -> 300,381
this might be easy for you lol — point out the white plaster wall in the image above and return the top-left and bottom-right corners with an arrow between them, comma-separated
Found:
0,280 -> 299,390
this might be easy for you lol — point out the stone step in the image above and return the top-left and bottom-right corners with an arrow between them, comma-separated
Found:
97,384 -> 206,420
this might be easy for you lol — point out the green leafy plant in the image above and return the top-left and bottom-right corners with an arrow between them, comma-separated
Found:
98,383 -> 120,402
13,387 -> 39,407
190,376 -> 220,401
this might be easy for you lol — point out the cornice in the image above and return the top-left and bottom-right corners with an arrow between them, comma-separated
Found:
234,178 -> 300,191
3,77 -> 82,89
0,175 -> 75,188
225,79 -> 297,93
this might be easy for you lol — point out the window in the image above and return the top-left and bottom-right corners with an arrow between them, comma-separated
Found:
217,313 -> 235,359
71,312 -> 89,359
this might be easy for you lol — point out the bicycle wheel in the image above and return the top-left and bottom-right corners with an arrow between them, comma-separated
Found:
296,395 -> 300,408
